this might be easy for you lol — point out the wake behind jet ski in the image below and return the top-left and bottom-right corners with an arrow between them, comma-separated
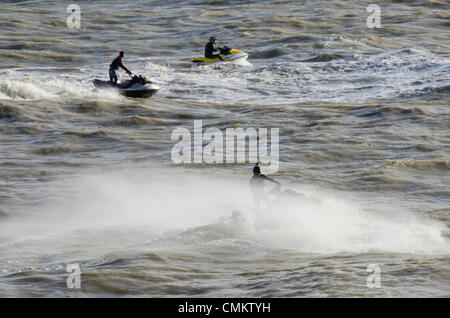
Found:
193,37 -> 248,66
93,74 -> 159,98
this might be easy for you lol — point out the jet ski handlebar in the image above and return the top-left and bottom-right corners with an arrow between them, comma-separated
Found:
219,46 -> 231,55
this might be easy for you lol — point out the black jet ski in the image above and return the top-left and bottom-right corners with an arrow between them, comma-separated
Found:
93,74 -> 159,98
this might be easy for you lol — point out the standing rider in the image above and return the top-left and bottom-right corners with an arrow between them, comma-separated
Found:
249,163 -> 281,209
205,36 -> 224,60
109,51 -> 132,84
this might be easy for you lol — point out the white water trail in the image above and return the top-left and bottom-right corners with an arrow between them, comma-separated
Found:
0,75 -> 123,101
0,167 -> 447,265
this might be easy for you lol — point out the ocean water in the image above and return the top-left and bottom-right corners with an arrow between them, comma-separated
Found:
0,0 -> 449,297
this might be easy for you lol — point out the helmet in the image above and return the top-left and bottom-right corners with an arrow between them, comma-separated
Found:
253,163 -> 261,175
119,51 -> 124,57
209,36 -> 216,43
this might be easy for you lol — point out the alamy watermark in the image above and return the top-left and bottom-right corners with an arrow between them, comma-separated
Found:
65,4 -> 381,30
366,264 -> 381,289
66,263 -> 81,289
171,120 -> 279,173
66,4 -> 81,29
367,4 -> 381,29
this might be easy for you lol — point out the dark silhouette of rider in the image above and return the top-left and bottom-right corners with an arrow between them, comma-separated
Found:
109,51 -> 132,84
249,163 -> 281,209
205,37 -> 224,60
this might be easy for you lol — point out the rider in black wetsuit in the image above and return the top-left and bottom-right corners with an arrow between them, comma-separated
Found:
205,37 -> 224,60
109,51 -> 132,84
249,163 -> 281,209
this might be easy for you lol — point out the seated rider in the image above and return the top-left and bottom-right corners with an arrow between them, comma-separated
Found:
109,51 -> 132,84
205,36 -> 224,60
249,163 -> 281,209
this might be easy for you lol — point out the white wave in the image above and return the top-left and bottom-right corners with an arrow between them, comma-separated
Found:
2,46 -> 445,104
0,78 -> 58,100
0,167 -> 447,260
0,74 -> 123,101
251,193 -> 447,254
131,47 -> 449,105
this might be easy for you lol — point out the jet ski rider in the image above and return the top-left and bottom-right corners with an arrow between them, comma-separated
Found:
250,163 -> 281,209
109,51 -> 132,84
205,36 -> 224,60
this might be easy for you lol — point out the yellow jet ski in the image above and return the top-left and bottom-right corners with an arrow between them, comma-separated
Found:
192,46 -> 248,66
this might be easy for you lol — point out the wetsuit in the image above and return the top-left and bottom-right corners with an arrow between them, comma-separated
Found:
205,42 -> 221,59
109,56 -> 131,84
249,174 -> 280,209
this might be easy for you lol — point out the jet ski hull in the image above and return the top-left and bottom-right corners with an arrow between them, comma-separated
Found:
93,79 -> 159,98
192,48 -> 248,66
